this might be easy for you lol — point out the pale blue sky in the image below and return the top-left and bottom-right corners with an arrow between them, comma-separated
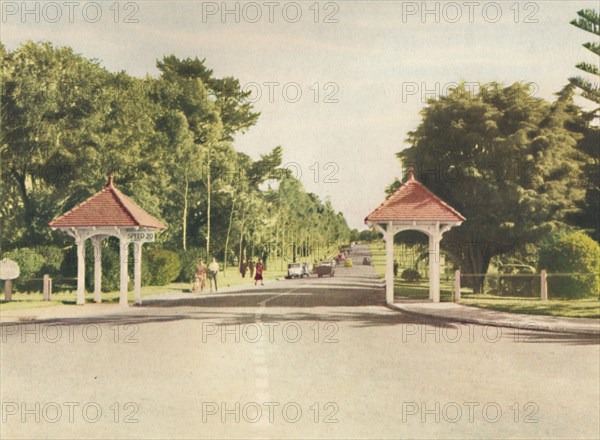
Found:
2,1 -> 598,229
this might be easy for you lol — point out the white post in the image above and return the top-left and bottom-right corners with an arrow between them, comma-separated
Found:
119,237 -> 130,306
428,229 -> 441,303
4,280 -> 12,301
540,270 -> 548,301
76,234 -> 86,305
133,242 -> 142,305
43,274 -> 50,301
92,236 -> 102,303
454,269 -> 461,303
384,227 -> 395,305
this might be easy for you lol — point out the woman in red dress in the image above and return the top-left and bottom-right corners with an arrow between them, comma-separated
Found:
254,259 -> 264,286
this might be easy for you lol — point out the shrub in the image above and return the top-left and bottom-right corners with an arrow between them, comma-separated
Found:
401,268 -> 421,282
538,232 -> 600,298
179,247 -> 204,282
3,248 -> 45,278
37,246 -> 65,275
84,244 -> 121,292
60,246 -> 77,277
144,249 -> 180,286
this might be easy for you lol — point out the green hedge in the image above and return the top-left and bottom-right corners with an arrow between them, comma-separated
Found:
538,232 -> 600,298
179,247 -> 204,282
3,248 -> 45,278
143,249 -> 181,286
37,245 -> 65,275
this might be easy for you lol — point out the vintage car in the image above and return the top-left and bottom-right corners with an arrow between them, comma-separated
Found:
340,245 -> 352,255
363,256 -> 372,265
287,263 -> 310,278
316,261 -> 336,277
344,258 -> 353,267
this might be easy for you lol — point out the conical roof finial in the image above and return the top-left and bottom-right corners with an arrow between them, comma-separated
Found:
408,167 -> 415,181
106,174 -> 114,188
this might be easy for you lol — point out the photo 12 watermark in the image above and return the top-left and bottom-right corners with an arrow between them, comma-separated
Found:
279,161 -> 340,183
1,401 -> 140,424
201,1 -> 340,24
241,81 -> 340,104
201,401 -> 339,423
0,323 -> 140,344
401,401 -> 539,424
400,2 -> 540,24
400,81 -> 539,104
397,322 -> 542,344
1,1 -> 141,24
401,159 -> 538,185
201,321 -> 339,343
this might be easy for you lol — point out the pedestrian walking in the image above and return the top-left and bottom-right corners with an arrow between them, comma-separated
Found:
240,259 -> 248,278
249,260 -> 255,279
208,258 -> 219,293
192,258 -> 207,293
254,259 -> 264,286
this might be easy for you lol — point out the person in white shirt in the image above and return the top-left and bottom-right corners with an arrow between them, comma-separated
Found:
208,258 -> 219,293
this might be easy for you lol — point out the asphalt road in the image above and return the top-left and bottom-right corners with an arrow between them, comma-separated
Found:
1,245 -> 599,439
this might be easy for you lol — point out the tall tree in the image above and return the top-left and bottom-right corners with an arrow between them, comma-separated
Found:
156,55 -> 259,140
398,82 -> 587,292
568,9 -> 600,241
569,9 -> 600,105
1,42 -> 166,247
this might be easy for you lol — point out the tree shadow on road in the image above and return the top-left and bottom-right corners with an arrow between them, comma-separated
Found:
2,278 -> 598,346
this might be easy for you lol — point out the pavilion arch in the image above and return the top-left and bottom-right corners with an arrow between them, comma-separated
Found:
49,175 -> 166,306
365,168 -> 465,304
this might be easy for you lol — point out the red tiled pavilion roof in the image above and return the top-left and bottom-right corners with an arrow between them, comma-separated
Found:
365,169 -> 465,223
49,175 -> 167,230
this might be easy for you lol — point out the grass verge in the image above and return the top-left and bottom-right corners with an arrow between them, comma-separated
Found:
0,266 -> 287,312
369,241 -> 600,319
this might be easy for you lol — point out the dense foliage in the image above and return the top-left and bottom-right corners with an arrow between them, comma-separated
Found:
385,9 -> 599,292
143,249 -> 181,286
396,82 -> 595,292
4,248 -> 44,278
538,232 -> 600,298
567,9 -> 600,241
0,41 -> 351,277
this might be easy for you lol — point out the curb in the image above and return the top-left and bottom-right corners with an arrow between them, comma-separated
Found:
0,277 -> 294,325
387,303 -> 600,336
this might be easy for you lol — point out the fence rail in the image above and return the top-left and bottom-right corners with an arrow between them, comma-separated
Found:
453,270 -> 599,303
2,275 -> 78,301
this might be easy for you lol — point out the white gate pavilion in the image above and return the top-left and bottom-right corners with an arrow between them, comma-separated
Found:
49,175 -> 166,306
365,168 -> 465,304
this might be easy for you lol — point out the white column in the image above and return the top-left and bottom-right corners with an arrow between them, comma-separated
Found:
428,229 -> 441,303
384,228 -> 395,305
92,236 -> 102,303
133,242 -> 142,305
119,237 -> 130,306
76,234 -> 86,305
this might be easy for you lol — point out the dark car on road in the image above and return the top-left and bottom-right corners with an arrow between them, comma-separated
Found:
316,261 -> 336,278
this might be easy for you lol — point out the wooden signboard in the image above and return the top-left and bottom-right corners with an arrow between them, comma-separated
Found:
0,258 -> 19,301
0,258 -> 20,280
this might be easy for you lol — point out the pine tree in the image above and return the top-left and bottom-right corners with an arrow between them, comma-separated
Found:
568,9 -> 600,241
569,9 -> 600,105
